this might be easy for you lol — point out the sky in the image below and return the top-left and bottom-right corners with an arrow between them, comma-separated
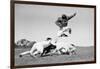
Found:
15,3 -> 94,46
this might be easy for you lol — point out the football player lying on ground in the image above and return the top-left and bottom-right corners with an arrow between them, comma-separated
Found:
19,37 -> 54,58
58,43 -> 77,55
41,40 -> 77,56
53,43 -> 77,56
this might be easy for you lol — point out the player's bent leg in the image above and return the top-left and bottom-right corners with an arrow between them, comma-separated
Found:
29,49 -> 38,58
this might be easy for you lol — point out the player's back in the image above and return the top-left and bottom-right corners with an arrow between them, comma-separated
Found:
34,41 -> 50,48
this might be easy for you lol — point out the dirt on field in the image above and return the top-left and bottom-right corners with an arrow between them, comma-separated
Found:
15,46 -> 94,66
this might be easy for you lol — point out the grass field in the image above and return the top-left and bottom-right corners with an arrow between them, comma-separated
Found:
15,46 -> 94,66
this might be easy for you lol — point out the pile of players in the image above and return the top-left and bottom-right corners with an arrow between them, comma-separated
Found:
19,13 -> 77,58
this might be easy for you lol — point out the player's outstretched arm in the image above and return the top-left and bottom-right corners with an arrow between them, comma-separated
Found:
68,13 -> 76,20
